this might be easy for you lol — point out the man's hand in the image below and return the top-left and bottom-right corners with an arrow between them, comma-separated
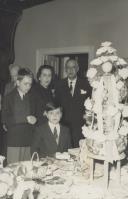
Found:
27,116 -> 37,125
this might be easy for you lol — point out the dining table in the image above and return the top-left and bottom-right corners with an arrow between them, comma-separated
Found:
0,150 -> 128,199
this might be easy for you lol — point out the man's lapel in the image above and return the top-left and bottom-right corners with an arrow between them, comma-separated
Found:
47,123 -> 58,148
15,89 -> 23,101
64,78 -> 72,98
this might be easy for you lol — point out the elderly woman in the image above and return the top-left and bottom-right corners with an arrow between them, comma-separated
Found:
34,65 -> 55,125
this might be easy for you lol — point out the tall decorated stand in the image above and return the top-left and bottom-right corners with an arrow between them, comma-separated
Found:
81,42 -> 128,187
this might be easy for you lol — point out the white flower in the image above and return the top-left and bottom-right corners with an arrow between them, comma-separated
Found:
13,181 -> 36,199
80,89 -> 87,94
91,81 -> 100,88
122,106 -> 128,117
82,125 -> 88,137
100,56 -> 109,63
106,105 -> 118,116
0,173 -> 14,186
109,55 -> 118,62
86,68 -> 97,79
101,41 -> 112,47
122,120 -> 128,127
116,61 -> 120,66
0,182 -> 8,197
7,188 -> 14,196
90,58 -> 102,66
117,58 -> 127,66
82,125 -> 92,137
0,155 -> 5,161
101,62 -> 112,73
0,155 -> 5,168
118,126 -> 128,136
107,47 -> 117,54
84,98 -> 93,110
118,103 -> 124,110
116,81 -> 124,90
93,104 -> 99,114
96,47 -> 108,56
118,68 -> 128,79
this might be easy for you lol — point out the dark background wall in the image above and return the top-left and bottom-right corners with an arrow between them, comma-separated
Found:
0,8 -> 21,94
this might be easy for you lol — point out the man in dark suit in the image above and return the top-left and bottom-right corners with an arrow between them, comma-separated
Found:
55,59 -> 91,148
31,102 -> 71,157
2,68 -> 39,164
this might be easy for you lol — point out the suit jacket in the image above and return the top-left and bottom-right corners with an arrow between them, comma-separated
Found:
55,77 -> 91,124
4,82 -> 15,96
31,122 -> 72,157
55,77 -> 91,147
2,88 -> 40,146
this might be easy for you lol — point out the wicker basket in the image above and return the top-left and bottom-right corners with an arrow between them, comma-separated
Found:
16,152 -> 47,179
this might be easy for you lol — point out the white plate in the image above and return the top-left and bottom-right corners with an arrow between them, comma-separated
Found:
68,148 -> 80,157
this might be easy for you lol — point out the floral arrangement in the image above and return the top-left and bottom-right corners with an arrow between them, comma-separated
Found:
0,166 -> 41,199
0,168 -> 17,198
0,153 -> 42,199
82,42 -> 128,162
86,41 -> 128,92
0,153 -> 75,199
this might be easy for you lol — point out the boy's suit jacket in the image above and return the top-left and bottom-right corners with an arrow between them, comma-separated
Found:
55,77 -> 91,147
31,122 -> 72,157
2,88 -> 40,147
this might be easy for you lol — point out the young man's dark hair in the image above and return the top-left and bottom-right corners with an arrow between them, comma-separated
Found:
17,68 -> 33,81
45,101 -> 63,112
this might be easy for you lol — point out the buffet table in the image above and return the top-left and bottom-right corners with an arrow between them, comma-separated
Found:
0,151 -> 128,199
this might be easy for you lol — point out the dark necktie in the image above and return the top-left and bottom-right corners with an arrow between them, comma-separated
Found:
53,127 -> 58,142
69,81 -> 73,95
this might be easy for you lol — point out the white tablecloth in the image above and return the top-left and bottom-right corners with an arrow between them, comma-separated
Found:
1,156 -> 128,199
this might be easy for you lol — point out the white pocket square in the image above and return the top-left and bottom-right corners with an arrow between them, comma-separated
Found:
51,89 -> 55,94
80,89 -> 87,94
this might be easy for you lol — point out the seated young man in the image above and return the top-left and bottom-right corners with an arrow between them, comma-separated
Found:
31,102 -> 72,157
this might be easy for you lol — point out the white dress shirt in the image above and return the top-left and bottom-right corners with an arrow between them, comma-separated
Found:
68,78 -> 77,96
48,122 -> 60,144
17,89 -> 25,100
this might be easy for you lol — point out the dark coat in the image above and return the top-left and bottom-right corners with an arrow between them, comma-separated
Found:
2,88 -> 40,147
4,82 -> 15,96
31,122 -> 72,157
55,77 -> 91,147
34,83 -> 53,104
32,83 -> 54,125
